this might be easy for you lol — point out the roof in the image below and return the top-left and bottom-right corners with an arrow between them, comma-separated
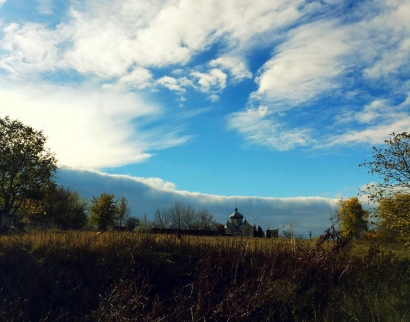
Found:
229,208 -> 244,219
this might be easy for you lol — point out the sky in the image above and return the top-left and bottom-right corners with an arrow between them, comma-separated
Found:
1,0 -> 409,236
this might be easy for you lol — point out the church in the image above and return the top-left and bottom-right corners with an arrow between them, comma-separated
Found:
224,208 -> 254,237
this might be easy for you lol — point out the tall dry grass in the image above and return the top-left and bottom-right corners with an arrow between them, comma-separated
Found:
0,231 -> 409,321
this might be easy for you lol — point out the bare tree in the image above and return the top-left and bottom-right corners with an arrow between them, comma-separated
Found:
170,202 -> 185,230
182,205 -> 198,229
153,208 -> 171,229
153,202 -> 218,231
197,209 -> 215,230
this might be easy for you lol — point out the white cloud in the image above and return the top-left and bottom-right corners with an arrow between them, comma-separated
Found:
0,0 -> 307,80
155,75 -> 194,93
325,96 -> 410,147
56,168 -> 340,236
118,66 -> 153,89
355,99 -> 387,123
1,0 -> 409,160
191,68 -> 227,92
227,106 -> 313,150
0,22 -> 70,77
324,118 -> 410,147
157,68 -> 228,98
0,0 -> 6,7
361,0 -> 410,79
228,0 -> 410,151
253,20 -> 350,107
209,56 -> 252,81
0,83 -> 190,169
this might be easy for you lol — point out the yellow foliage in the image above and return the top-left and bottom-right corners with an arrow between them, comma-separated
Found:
336,197 -> 368,238
377,194 -> 410,245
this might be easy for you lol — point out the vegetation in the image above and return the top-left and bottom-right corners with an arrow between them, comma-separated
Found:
360,132 -> 410,202
360,132 -> 410,245
89,192 -> 118,231
376,194 -> 410,244
116,196 -> 131,228
336,197 -> 368,238
0,231 -> 409,321
0,116 -> 57,221
23,186 -> 89,229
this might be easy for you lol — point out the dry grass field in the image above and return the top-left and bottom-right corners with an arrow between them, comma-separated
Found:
0,230 -> 409,321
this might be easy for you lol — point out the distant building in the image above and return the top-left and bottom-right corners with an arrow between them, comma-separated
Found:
266,228 -> 279,238
224,208 -> 254,237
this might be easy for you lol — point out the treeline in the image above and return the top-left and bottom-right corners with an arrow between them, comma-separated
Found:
330,195 -> 410,244
16,187 -> 222,233
18,187 -> 140,231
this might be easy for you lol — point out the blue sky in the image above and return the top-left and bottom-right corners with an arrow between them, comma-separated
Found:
1,0 -> 409,235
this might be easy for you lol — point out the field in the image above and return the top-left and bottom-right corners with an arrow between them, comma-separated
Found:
0,231 -> 409,321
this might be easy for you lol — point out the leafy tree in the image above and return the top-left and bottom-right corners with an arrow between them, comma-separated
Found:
20,194 -> 50,223
116,197 -> 131,228
136,214 -> 152,232
256,226 -> 265,238
90,193 -> 117,231
376,194 -> 410,244
360,132 -> 410,202
124,216 -> 140,231
68,191 -> 89,229
24,186 -> 88,229
336,197 -> 368,238
0,116 -> 57,222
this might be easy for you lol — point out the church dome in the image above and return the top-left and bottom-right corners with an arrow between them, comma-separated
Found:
229,208 -> 244,219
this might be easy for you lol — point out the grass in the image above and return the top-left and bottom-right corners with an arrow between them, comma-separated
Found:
0,231 -> 409,321
351,239 -> 410,259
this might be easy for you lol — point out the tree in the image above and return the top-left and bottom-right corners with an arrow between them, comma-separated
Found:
197,209 -> 216,230
182,205 -> 198,229
136,214 -> 152,232
153,208 -> 171,229
336,197 -> 368,238
256,226 -> 265,238
30,186 -> 88,229
376,194 -> 410,244
153,203 -> 218,231
0,116 -> 57,222
282,220 -> 295,239
116,197 -> 131,228
89,193 -> 117,231
169,202 -> 184,230
124,216 -> 140,231
360,132 -> 410,203
69,191 -> 89,229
